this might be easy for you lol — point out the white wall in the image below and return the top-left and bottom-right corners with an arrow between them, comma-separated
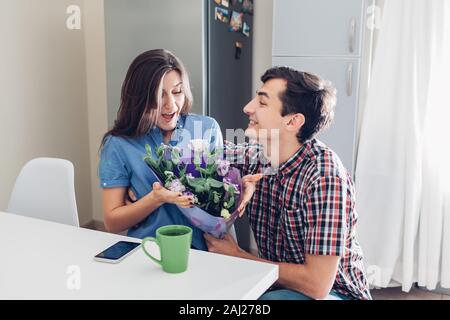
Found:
103,0 -> 205,127
82,0 -> 109,222
252,0 -> 274,93
0,0 -> 93,225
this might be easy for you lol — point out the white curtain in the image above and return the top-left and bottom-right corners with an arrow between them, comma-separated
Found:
355,0 -> 450,291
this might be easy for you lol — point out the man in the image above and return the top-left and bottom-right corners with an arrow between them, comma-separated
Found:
204,67 -> 372,300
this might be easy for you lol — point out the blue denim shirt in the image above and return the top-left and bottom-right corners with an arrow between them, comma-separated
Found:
98,114 -> 223,250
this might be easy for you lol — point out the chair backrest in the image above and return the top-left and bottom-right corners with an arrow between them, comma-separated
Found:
7,157 -> 79,227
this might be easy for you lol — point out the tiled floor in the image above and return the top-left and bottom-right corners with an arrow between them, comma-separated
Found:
371,287 -> 450,300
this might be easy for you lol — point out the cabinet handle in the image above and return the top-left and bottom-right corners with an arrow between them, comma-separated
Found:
347,63 -> 353,96
349,17 -> 356,53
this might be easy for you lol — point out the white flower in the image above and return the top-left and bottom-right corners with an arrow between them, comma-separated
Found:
186,173 -> 195,180
188,139 -> 210,153
166,179 -> 186,193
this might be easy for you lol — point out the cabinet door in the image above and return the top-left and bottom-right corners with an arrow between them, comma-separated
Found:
273,0 -> 364,57
272,56 -> 360,173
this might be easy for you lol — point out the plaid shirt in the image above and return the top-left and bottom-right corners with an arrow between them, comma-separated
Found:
225,139 -> 372,300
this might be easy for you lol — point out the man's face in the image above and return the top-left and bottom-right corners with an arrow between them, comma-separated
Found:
243,78 -> 287,142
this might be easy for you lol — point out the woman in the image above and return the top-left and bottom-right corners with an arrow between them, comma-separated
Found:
98,49 -> 222,250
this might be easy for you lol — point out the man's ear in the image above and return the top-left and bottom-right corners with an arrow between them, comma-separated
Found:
285,113 -> 305,132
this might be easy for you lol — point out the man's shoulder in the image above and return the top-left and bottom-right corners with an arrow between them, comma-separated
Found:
303,139 -> 350,182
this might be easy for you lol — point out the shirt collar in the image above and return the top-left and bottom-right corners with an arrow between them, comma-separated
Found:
277,139 -> 312,177
146,114 -> 186,137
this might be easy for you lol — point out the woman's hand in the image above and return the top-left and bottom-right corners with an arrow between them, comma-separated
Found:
125,188 -> 137,205
126,184 -> 194,208
150,182 -> 194,208
237,173 -> 264,217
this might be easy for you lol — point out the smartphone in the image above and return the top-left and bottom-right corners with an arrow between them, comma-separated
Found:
94,241 -> 140,263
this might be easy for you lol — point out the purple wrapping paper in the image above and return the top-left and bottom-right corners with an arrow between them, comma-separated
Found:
177,205 -> 240,239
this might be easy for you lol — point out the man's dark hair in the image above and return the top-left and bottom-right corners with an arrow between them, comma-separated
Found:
261,66 -> 337,143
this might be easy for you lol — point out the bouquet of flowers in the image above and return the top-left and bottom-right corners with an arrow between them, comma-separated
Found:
143,140 -> 242,238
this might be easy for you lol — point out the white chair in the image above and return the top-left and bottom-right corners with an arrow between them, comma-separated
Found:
7,157 -> 79,227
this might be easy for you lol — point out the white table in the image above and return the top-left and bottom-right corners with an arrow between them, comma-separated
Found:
0,212 -> 278,300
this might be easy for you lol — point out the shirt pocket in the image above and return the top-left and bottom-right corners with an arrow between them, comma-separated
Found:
281,208 -> 306,264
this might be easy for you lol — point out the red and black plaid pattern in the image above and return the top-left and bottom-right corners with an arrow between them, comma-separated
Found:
225,139 -> 372,300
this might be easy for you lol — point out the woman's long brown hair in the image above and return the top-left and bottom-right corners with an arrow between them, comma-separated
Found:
100,49 -> 193,148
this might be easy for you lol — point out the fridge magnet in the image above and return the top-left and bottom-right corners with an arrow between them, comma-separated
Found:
221,0 -> 229,8
235,41 -> 243,60
214,0 -> 221,5
242,22 -> 250,37
215,7 -> 230,23
229,11 -> 243,32
242,0 -> 253,15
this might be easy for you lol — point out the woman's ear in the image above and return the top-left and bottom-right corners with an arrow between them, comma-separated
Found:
285,113 -> 305,132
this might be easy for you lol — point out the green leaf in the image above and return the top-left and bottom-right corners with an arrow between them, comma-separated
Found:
227,196 -> 235,209
156,145 -> 164,158
220,208 -> 231,219
206,178 -> 223,188
164,160 -> 173,171
187,177 -> 206,192
213,191 -> 221,204
144,157 -> 159,170
164,171 -> 174,179
223,196 -> 235,209
194,185 -> 205,193
193,155 -> 202,166
145,144 -> 153,157
178,164 -> 187,176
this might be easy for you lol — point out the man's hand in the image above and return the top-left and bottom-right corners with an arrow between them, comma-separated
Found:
237,174 -> 264,217
204,233 -> 243,257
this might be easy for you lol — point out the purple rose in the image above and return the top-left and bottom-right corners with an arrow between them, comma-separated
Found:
223,177 -> 240,194
224,167 -> 240,183
178,156 -> 207,178
216,159 -> 230,176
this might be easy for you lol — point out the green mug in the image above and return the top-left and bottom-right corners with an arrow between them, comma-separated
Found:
141,225 -> 192,274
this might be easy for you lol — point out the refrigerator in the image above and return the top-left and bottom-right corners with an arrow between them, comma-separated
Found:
104,0 -> 254,249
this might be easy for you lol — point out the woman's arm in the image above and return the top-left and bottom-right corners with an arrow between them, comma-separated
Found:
102,182 -> 194,234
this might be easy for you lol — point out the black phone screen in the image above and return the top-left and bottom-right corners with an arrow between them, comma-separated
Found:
95,241 -> 140,260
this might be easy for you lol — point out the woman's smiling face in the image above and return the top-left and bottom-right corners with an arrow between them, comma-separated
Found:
156,70 -> 185,133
